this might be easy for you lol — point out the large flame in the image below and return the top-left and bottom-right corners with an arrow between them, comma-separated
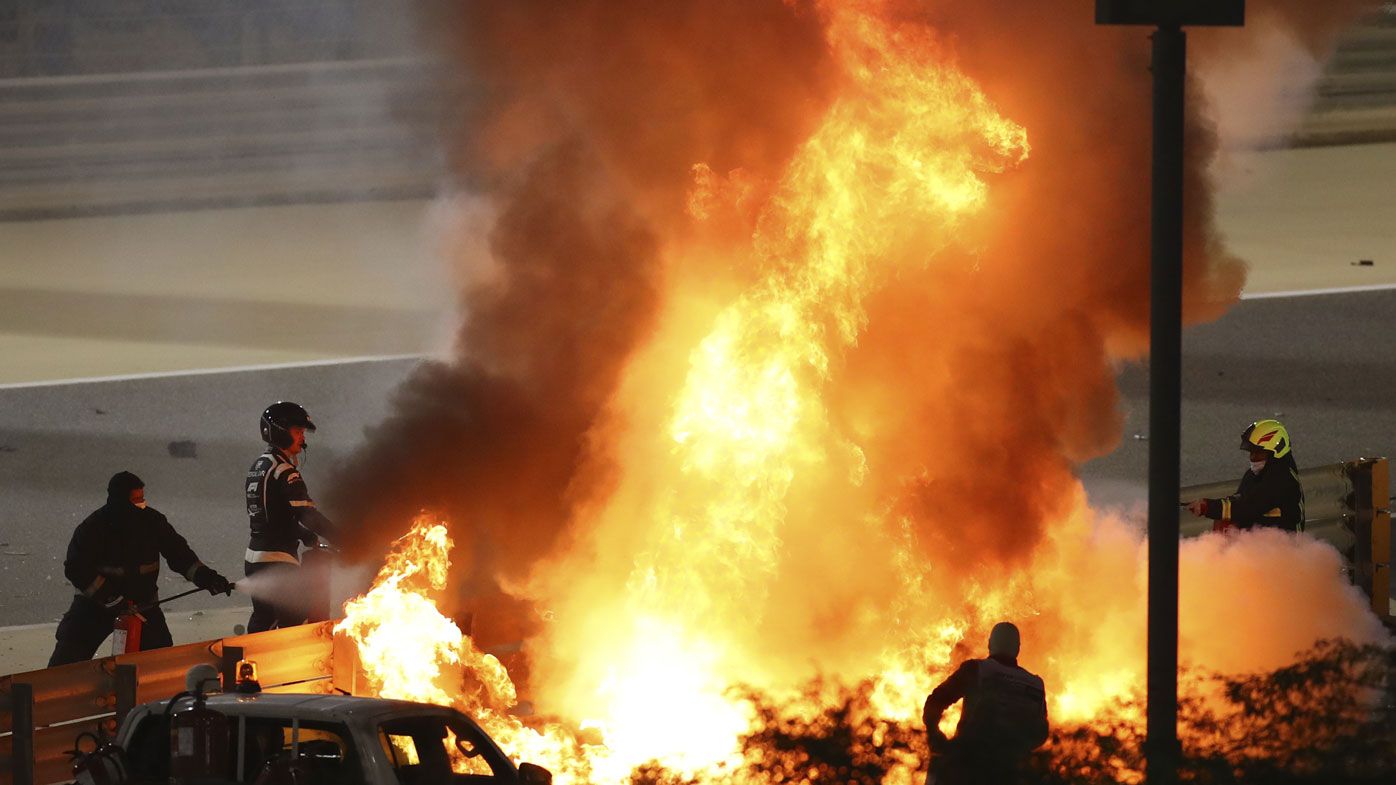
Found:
334,2 -> 1389,784
534,0 -> 1032,767
337,518 -> 604,783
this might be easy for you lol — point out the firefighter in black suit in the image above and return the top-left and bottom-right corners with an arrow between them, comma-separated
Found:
50,472 -> 232,666
1185,419 -> 1305,533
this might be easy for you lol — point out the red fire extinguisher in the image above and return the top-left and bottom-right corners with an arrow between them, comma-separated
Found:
112,586 -> 209,656
111,604 -> 144,655
167,686 -> 230,785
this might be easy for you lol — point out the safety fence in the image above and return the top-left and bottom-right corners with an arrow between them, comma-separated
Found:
1295,12 -> 1396,147
0,621 -> 339,785
3,6 -> 1395,220
0,1 -> 444,220
1179,457 -> 1392,620
0,56 -> 443,220
0,0 -> 413,77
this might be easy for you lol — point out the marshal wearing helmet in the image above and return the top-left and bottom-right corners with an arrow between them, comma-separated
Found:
1185,419 -> 1305,533
244,402 -> 337,632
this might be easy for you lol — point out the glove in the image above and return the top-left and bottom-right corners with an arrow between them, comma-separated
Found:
1185,499 -> 1208,517
1212,519 -> 1234,534
298,526 -> 320,547
193,566 -> 234,596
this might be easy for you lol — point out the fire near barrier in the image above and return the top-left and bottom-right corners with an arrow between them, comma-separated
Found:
0,459 -> 1388,785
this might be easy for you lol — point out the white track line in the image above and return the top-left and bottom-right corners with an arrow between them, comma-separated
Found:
0,353 -> 427,391
1241,282 -> 1396,300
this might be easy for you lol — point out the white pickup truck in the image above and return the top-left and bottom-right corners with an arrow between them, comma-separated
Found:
112,693 -> 553,785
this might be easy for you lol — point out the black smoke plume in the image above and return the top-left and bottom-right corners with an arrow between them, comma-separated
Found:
326,0 -> 837,638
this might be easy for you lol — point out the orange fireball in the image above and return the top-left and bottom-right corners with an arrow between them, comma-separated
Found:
332,2 -> 1390,784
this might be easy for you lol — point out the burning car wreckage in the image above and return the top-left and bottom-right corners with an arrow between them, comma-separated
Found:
7,2 -> 1396,785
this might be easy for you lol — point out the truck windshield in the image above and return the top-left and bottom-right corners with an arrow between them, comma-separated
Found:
379,715 -> 509,785
240,718 -> 360,785
124,713 -> 360,785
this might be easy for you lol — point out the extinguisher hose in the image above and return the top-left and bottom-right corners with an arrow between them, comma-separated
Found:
134,586 -> 206,615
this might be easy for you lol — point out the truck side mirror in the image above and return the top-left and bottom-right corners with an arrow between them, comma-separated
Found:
518,762 -> 553,785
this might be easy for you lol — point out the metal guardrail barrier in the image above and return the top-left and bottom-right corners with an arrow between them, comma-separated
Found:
0,6 -> 1391,220
0,1 -> 442,220
0,0 -> 414,78
0,56 -> 443,220
1179,457 -> 1391,620
0,621 -> 334,785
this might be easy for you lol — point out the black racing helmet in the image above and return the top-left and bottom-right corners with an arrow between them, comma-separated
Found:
260,401 -> 316,449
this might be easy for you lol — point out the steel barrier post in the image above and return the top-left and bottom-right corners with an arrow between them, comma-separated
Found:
1371,458 -> 1391,618
10,683 -> 34,785
114,664 -> 138,727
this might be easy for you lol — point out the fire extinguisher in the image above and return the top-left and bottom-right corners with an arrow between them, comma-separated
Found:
68,731 -> 129,785
111,603 -> 144,655
166,686 -> 230,785
112,586 -> 212,656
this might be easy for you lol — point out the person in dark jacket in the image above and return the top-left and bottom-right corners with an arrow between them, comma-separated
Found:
49,472 -> 233,666
923,622 -> 1049,785
244,402 -> 336,633
1185,419 -> 1305,533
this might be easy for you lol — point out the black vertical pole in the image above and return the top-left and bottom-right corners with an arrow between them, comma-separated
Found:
114,663 -> 139,727
11,682 -> 35,785
1147,23 -> 1185,785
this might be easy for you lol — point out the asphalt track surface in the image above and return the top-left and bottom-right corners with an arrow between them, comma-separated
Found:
1082,287 -> 1396,495
0,357 -> 419,626
2,289 -> 1395,627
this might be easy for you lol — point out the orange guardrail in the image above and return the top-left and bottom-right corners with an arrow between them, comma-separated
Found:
0,621 -> 334,785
